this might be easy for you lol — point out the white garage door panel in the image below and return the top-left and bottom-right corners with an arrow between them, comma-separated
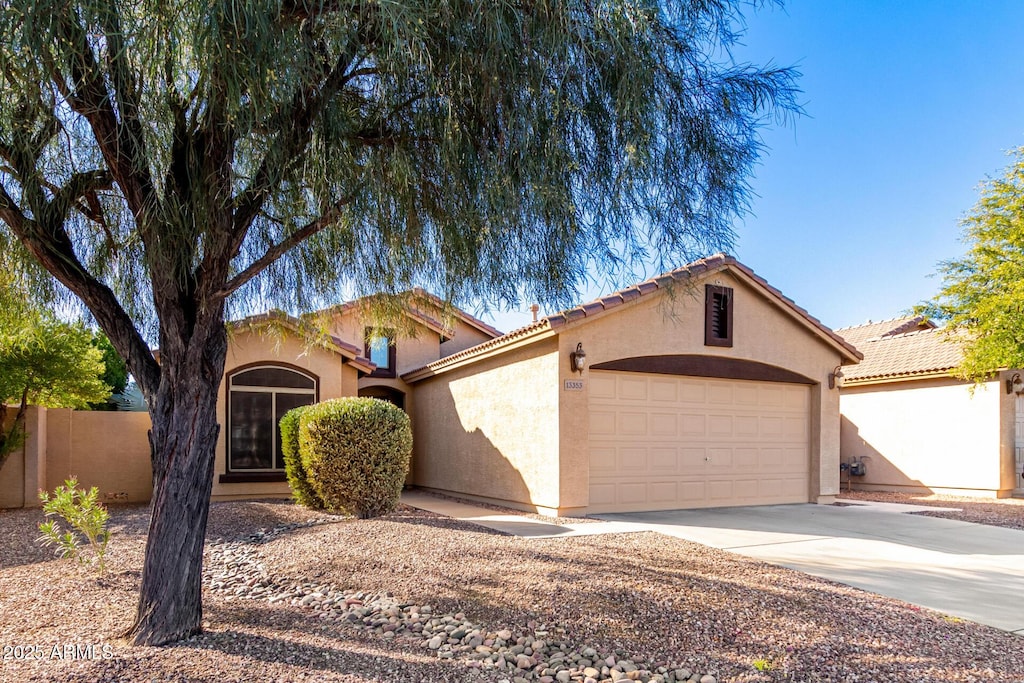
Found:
588,372 -> 811,512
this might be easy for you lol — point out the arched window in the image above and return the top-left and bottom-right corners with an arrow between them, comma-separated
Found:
227,365 -> 317,473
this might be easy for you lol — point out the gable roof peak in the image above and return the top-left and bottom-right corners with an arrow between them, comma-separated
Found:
404,254 -> 861,381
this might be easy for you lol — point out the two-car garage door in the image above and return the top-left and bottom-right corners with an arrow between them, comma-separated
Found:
588,371 -> 810,513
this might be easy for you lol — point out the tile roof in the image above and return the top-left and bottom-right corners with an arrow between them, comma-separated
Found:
319,289 -> 504,340
835,315 -> 935,348
835,318 -> 962,383
404,254 -> 861,381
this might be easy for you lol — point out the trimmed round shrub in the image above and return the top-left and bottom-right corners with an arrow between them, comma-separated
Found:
280,404 -> 324,509
298,397 -> 412,518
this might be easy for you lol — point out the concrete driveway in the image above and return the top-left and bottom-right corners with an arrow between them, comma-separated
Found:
598,502 -> 1024,634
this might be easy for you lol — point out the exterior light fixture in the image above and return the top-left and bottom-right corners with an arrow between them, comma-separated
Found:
570,342 -> 587,374
828,365 -> 844,390
1007,372 -> 1024,395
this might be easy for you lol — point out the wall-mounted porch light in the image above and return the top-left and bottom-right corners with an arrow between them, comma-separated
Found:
1007,372 -> 1024,395
570,342 -> 587,374
828,365 -> 844,390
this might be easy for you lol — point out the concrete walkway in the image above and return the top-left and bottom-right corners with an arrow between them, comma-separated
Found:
401,491 -> 1024,634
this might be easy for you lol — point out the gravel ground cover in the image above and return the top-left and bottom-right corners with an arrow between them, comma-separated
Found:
2,499 -> 1022,682
838,490 -> 1024,531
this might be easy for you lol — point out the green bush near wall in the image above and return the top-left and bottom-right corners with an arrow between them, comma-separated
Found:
280,404 -> 324,509
298,397 -> 412,518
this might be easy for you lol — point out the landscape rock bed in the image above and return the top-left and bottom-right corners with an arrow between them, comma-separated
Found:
203,520 -> 718,683
4,500 -> 1023,682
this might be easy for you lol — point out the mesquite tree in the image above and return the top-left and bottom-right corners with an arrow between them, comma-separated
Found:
0,0 -> 798,645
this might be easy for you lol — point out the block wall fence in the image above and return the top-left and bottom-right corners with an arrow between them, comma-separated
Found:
0,406 -> 153,508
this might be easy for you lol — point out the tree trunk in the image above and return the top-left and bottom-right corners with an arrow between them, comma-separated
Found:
123,322 -> 227,646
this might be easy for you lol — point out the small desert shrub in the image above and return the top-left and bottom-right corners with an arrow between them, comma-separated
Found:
299,397 -> 412,518
36,477 -> 111,572
280,404 -> 324,509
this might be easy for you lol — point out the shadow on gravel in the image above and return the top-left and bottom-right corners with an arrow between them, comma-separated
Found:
52,629 -> 451,683
383,506 -> 507,537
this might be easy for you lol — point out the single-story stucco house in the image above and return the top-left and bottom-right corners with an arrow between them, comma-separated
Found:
2,255 -> 864,514
837,316 -> 1024,498
404,254 -> 861,515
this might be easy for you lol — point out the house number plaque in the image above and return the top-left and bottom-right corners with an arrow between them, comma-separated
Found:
563,379 -> 585,391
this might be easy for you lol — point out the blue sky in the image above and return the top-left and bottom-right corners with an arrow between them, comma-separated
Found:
481,1 -> 1024,334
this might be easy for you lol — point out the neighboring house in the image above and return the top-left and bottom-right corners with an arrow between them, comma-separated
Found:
837,316 -> 1024,498
3,255 -> 863,512
405,254 -> 861,515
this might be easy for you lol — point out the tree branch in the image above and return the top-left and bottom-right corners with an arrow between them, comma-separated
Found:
50,170 -> 113,223
218,188 -> 361,298
54,11 -> 156,231
0,183 -> 161,396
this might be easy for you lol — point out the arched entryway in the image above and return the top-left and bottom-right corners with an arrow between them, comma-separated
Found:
359,385 -> 406,411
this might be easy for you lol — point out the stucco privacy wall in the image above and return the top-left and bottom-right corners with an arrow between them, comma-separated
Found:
555,270 -> 843,508
411,337 -> 562,512
0,407 -> 32,508
0,407 -> 152,508
840,376 -> 1016,496
212,327 -> 359,500
44,409 -> 154,502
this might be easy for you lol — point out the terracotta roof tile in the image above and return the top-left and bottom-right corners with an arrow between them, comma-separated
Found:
317,289 -> 504,340
836,316 -> 934,349
837,326 -> 962,382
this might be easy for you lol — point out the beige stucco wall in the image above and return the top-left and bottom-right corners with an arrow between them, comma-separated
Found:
556,271 -> 844,509
0,407 -> 27,508
411,337 -> 562,512
328,307 -> 447,431
212,327 -> 358,500
1,328 -> 360,508
46,408 -> 153,503
840,375 -> 1015,496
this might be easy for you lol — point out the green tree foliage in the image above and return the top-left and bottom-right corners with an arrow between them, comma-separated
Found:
89,332 -> 129,410
0,280 -> 110,469
0,0 -> 799,644
299,398 -> 412,519
920,148 -> 1024,381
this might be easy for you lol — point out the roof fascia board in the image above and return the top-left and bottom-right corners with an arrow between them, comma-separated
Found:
403,326 -> 556,383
